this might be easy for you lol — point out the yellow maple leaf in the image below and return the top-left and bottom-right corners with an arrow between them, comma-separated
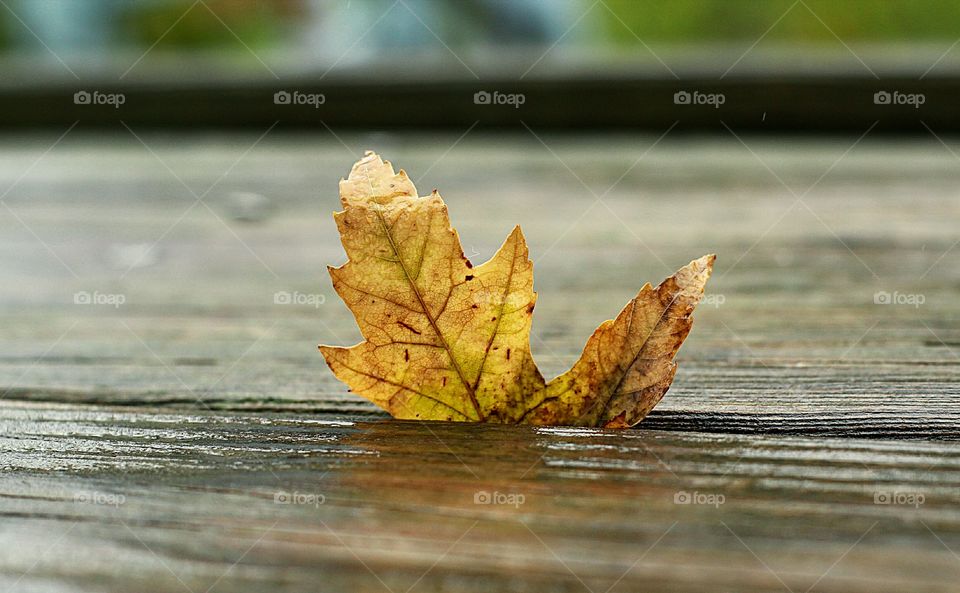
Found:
320,152 -> 714,427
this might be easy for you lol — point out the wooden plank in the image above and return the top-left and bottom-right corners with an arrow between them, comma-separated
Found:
1,134 -> 958,591
1,134 -> 958,437
2,401 -> 960,593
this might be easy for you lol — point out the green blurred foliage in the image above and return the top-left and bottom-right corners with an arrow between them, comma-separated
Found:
0,11 -> 9,49
121,0 -> 300,49
601,0 -> 960,42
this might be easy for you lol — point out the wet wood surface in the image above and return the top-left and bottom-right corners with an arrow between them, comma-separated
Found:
1,132 -> 959,591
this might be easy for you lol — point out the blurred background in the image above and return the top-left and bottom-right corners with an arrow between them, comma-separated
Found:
0,0 -> 959,129
6,0 -> 960,74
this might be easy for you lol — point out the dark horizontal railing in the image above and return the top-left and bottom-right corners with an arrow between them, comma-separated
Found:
0,74 -> 955,132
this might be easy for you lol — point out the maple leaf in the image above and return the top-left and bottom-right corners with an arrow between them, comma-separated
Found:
319,151 -> 714,428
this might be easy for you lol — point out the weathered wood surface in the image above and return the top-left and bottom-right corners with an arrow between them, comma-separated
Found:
3,402 -> 960,593
1,133 -> 959,591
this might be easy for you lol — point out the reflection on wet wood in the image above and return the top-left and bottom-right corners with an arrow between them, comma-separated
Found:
2,402 -> 960,593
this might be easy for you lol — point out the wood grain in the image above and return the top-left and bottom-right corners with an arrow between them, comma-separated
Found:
1,133 -> 958,591
2,402 -> 960,593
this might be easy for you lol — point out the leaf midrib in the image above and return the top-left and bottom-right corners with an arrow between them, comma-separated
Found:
596,291 -> 682,422
374,206 -> 484,421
